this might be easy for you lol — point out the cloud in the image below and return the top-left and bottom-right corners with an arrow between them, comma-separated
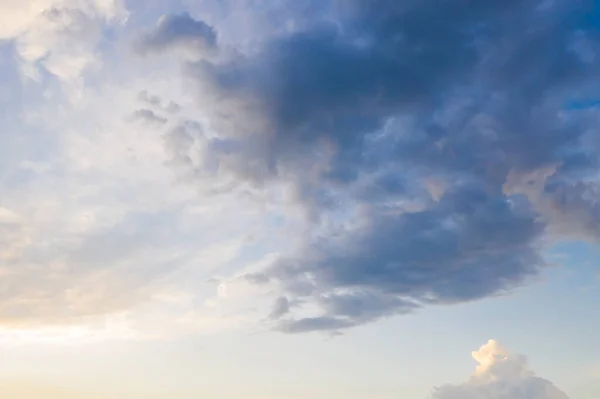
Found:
137,90 -> 183,114
129,109 -> 168,126
134,13 -> 218,58
1,0 -> 599,341
258,186 -> 544,332
0,70 -> 284,341
138,89 -> 163,107
136,0 -> 600,332
268,296 -> 290,320
433,340 -> 570,399
0,0 -> 127,81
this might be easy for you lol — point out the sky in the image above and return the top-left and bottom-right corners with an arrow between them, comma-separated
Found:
0,0 -> 600,398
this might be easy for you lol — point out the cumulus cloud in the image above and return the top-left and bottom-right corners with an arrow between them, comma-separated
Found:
136,0 -> 600,333
433,340 -> 570,399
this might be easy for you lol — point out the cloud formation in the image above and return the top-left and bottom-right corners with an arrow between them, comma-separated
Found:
0,65 -> 275,340
0,0 -> 127,80
433,340 -> 570,399
137,0 -> 600,332
130,109 -> 168,126
135,13 -> 217,58
1,0 -> 599,340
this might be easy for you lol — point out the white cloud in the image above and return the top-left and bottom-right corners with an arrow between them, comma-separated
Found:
0,64 -> 288,342
0,0 -> 127,81
433,340 -> 570,399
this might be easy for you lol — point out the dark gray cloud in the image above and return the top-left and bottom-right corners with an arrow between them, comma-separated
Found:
135,12 -> 217,57
275,291 -> 420,333
143,0 -> 600,332
257,186 -> 544,331
278,316 -> 355,334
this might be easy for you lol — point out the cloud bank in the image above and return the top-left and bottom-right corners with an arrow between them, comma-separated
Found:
433,340 -> 570,399
1,0 -> 599,339
136,0 -> 600,333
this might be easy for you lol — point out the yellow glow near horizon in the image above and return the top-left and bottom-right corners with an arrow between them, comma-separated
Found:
0,314 -> 138,346
0,381 -> 94,399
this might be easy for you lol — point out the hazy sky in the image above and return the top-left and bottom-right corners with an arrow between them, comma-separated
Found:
0,0 -> 600,398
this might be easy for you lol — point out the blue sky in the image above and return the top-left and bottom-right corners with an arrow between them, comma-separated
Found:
0,0 -> 599,398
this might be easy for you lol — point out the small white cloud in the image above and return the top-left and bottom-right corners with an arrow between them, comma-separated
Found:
433,340 -> 569,399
